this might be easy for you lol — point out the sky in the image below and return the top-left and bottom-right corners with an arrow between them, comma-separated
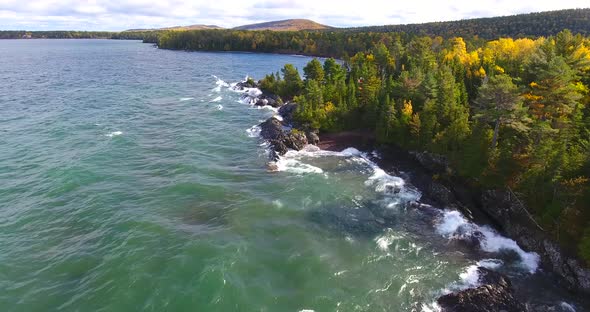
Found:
0,0 -> 589,31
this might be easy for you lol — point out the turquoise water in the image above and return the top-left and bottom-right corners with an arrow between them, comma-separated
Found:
0,40 -> 583,311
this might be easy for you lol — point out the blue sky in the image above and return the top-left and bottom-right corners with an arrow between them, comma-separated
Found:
0,0 -> 588,31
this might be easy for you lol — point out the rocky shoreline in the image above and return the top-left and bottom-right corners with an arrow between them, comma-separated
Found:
238,79 -> 590,311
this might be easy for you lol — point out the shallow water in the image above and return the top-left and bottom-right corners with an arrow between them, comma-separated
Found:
0,39 -> 585,311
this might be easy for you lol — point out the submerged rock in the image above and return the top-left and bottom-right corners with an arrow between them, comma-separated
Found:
437,267 -> 526,312
308,204 -> 391,237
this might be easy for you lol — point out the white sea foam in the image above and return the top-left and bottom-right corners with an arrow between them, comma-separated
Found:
211,96 -> 222,102
272,146 -> 421,211
246,125 -> 261,138
179,97 -> 194,101
274,156 -> 324,174
375,228 -> 402,251
106,131 -> 122,137
421,302 -> 442,312
216,104 -> 223,110
212,75 -> 229,92
436,210 -> 540,273
560,302 -> 577,312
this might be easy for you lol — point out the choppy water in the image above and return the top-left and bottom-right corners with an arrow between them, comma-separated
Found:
0,39 -> 585,311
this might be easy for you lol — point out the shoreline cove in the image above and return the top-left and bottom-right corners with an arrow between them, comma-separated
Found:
231,75 -> 587,311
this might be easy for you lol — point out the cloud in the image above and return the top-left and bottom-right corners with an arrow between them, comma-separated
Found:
0,0 -> 588,31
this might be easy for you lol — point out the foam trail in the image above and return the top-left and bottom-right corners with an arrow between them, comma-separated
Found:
436,210 -> 539,273
179,97 -> 194,102
211,96 -> 222,102
106,131 -> 122,137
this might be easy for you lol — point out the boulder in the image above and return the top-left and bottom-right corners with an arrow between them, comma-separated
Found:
268,139 -> 288,160
452,226 -> 485,249
411,151 -> 451,174
278,102 -> 298,125
437,267 -> 526,312
254,92 -> 283,108
284,131 -> 308,151
427,181 -> 457,208
234,79 -> 258,90
306,131 -> 320,145
259,117 -> 285,141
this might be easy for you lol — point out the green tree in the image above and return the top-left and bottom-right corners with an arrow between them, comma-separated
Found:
303,58 -> 325,82
474,74 -> 528,149
280,64 -> 303,99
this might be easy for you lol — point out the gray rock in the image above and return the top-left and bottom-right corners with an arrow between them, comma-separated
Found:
428,181 -> 456,207
437,267 -> 526,312
259,118 -> 285,141
278,102 -> 298,125
284,131 -> 308,151
254,92 -> 283,108
411,151 -> 451,174
306,131 -> 320,145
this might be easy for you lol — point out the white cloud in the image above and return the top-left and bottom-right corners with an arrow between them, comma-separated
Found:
0,0 -> 588,31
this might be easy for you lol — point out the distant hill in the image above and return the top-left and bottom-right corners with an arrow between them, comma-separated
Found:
233,19 -> 332,31
342,8 -> 590,38
126,24 -> 223,32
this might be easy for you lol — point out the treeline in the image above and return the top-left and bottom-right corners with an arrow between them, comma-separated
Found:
0,31 -> 115,39
258,30 -> 590,263
342,9 -> 590,39
157,29 -> 408,57
0,30 -> 158,41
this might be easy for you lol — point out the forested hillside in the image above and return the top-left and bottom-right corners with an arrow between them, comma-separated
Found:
257,31 -> 590,263
344,8 -> 590,38
155,9 -> 590,58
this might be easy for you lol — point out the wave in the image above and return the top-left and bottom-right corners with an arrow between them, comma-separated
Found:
275,149 -> 324,174
246,125 -> 261,138
105,131 -> 122,137
212,75 -> 229,92
436,210 -> 539,273
273,146 -> 421,208
211,96 -> 222,102
179,97 -> 194,102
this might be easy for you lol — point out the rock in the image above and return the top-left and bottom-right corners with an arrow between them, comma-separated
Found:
481,190 -> 590,294
278,102 -> 298,125
453,226 -> 485,249
427,181 -> 456,207
254,92 -> 282,108
437,267 -> 526,312
259,117 -> 285,141
268,139 -> 288,160
234,79 -> 258,90
411,151 -> 451,174
306,131 -> 320,145
284,131 -> 308,151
